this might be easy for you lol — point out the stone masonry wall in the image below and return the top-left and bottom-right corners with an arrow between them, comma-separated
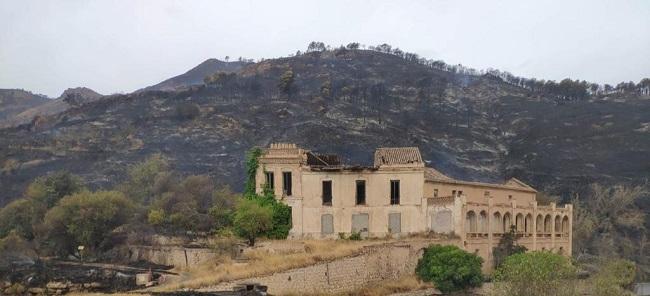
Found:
128,245 -> 220,268
202,240 -> 460,295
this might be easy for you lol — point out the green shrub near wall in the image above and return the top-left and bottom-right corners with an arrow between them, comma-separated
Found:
242,148 -> 292,240
415,244 -> 483,293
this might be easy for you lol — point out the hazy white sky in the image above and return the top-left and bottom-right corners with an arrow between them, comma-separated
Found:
1,0 -> 649,97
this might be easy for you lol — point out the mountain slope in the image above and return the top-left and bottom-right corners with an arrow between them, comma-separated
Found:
140,59 -> 250,92
0,49 -> 648,207
0,89 -> 49,124
1,87 -> 103,128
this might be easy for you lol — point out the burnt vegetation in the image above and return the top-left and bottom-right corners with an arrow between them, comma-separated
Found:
0,42 -> 649,275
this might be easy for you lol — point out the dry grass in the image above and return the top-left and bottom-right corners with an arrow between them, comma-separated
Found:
68,293 -> 149,296
154,239 -> 379,291
346,275 -> 434,296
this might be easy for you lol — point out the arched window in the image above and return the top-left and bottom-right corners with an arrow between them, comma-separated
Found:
525,214 -> 533,234
492,212 -> 502,233
503,212 -> 512,233
544,214 -> 552,232
515,213 -> 524,233
465,211 -> 477,233
536,214 -> 544,233
562,216 -> 569,234
554,215 -> 561,233
479,211 -> 488,233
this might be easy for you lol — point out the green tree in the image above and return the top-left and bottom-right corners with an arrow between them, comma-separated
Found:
42,190 -> 134,255
233,199 -> 272,246
493,225 -> 527,268
147,208 -> 166,226
415,245 -> 483,293
0,199 -> 45,240
209,185 -> 239,230
119,154 -> 170,205
26,171 -> 84,208
493,251 -> 577,296
278,69 -> 295,98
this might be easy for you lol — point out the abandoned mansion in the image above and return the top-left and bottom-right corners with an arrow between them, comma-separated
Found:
255,143 -> 573,260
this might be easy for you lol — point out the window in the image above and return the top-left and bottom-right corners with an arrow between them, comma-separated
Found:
458,190 -> 463,196
356,180 -> 366,205
283,172 -> 292,196
265,171 -> 274,189
390,180 -> 400,205
433,189 -> 438,198
322,181 -> 332,205
452,190 -> 456,197
484,191 -> 490,197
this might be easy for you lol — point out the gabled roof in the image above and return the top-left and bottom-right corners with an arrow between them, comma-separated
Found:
374,147 -> 424,167
505,178 -> 536,191
424,167 -> 454,181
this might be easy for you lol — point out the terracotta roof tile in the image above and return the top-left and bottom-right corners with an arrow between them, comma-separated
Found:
374,147 -> 423,167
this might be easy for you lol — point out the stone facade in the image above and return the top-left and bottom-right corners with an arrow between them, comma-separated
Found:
255,143 -> 573,267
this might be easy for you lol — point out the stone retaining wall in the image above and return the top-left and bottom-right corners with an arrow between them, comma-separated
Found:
128,245 -> 219,268
203,239 -> 459,295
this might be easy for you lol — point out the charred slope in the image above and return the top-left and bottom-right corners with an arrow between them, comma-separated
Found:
140,59 -> 250,92
0,50 -> 649,206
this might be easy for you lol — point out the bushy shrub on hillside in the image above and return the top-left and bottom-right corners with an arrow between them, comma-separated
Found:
493,251 -> 577,296
0,198 -> 44,240
42,190 -> 134,255
25,171 -> 85,208
415,245 -> 483,293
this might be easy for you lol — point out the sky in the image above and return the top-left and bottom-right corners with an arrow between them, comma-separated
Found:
1,0 -> 649,98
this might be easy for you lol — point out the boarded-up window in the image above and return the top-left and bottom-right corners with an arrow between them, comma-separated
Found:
351,213 -> 369,238
389,213 -> 401,233
431,210 -> 452,233
322,181 -> 332,205
390,180 -> 400,205
265,171 -> 274,189
321,214 -> 334,234
283,172 -> 292,196
356,180 -> 366,205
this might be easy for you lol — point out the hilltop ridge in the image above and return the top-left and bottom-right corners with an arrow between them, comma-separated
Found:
0,48 -> 648,207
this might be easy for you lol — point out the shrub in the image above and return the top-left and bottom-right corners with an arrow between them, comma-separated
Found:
120,154 -> 170,204
493,251 -> 577,296
25,171 -> 85,208
590,259 -> 636,296
147,208 -> 166,226
0,198 -> 45,240
42,190 -> 134,255
233,199 -> 273,246
242,149 -> 292,240
175,102 -> 200,120
415,245 -> 483,293
349,231 -> 362,241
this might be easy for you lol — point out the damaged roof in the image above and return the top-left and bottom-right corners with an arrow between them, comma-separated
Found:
374,147 -> 424,167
